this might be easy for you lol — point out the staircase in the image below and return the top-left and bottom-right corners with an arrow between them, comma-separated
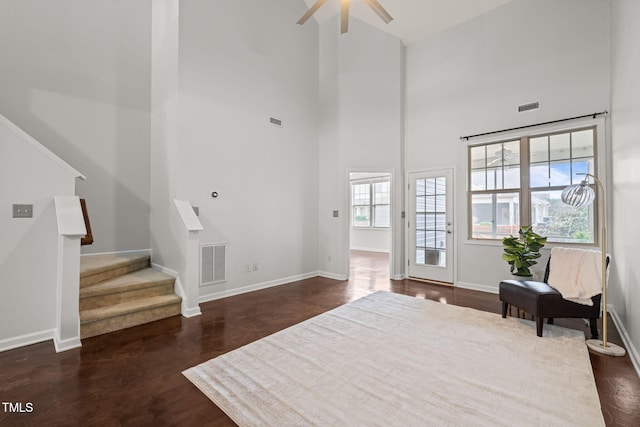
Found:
79,253 -> 182,339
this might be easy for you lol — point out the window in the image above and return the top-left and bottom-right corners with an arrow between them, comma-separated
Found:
415,176 -> 447,267
469,127 -> 596,244
351,179 -> 390,228
352,183 -> 371,227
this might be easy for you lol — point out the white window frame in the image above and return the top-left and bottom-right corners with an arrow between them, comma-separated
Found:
351,178 -> 391,229
466,121 -> 605,246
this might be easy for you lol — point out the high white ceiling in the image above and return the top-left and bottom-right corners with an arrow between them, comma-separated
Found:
301,0 -> 513,45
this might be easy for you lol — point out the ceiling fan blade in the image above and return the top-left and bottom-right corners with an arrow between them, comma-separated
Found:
296,0 -> 327,25
340,0 -> 350,34
363,0 -> 393,24
487,157 -> 502,167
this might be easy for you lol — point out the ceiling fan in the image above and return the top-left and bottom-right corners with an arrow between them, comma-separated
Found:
487,147 -> 517,166
297,0 -> 394,34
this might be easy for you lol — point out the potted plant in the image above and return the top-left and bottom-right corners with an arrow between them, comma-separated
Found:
502,226 -> 547,277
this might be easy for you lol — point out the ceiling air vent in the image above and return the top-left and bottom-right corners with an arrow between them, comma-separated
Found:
518,102 -> 540,112
269,117 -> 282,127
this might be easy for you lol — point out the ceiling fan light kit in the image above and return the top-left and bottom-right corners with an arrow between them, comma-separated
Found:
297,0 -> 393,35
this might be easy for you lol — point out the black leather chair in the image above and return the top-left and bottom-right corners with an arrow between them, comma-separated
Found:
499,256 -> 607,338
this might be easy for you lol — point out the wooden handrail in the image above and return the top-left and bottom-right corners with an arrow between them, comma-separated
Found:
80,198 -> 94,246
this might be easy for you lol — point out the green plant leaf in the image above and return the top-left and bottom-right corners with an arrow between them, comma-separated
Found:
501,225 -> 546,277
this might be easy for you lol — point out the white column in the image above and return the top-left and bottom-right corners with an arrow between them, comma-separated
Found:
174,199 -> 204,317
53,196 -> 86,352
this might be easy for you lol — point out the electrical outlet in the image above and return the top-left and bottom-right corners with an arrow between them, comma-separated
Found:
13,204 -> 33,218
245,264 -> 251,273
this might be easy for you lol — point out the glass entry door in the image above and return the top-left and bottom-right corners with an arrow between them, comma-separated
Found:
408,169 -> 454,283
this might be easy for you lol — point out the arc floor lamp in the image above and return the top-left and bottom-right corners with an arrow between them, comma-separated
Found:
561,173 -> 626,356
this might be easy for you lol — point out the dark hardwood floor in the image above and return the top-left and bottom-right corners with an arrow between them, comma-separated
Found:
1,250 -> 638,426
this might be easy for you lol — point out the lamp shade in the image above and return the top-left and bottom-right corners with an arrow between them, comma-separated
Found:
561,180 -> 595,208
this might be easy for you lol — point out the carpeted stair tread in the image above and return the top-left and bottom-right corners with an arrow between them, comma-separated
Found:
80,268 -> 175,298
80,294 -> 182,323
80,253 -> 150,288
80,253 -> 150,277
78,254 -> 182,339
80,299 -> 182,339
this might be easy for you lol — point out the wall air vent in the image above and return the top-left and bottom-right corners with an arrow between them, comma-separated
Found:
518,102 -> 540,112
200,243 -> 227,286
269,117 -> 282,127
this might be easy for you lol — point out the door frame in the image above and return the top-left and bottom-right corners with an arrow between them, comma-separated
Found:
344,168 -> 397,280
405,167 -> 457,284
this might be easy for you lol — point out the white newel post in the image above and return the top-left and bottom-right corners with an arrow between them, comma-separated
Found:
53,196 -> 86,352
174,199 -> 204,317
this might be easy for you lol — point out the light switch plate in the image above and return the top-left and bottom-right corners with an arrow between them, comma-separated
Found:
13,204 -> 33,218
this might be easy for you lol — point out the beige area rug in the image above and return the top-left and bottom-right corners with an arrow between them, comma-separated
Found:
183,291 -> 604,426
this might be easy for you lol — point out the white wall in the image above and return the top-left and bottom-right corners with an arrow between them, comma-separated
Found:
406,0 -> 610,291
0,116 -> 80,349
0,0 -> 152,254
350,228 -> 390,253
318,17 -> 404,279
610,0 -> 640,367
150,0 -> 181,272
150,0 -> 320,297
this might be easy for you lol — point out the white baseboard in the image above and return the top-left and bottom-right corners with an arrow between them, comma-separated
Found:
456,281 -> 499,294
608,305 -> 640,378
199,272 -> 320,304
391,274 -> 405,280
151,263 -> 202,318
54,336 -> 82,353
317,271 -> 348,281
81,248 -> 151,257
0,329 -> 55,353
349,247 -> 390,254
181,306 -> 203,318
151,263 -> 178,276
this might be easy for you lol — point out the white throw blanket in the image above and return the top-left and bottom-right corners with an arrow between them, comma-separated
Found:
547,247 -> 603,305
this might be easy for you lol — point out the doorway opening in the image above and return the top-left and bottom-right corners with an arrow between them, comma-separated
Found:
348,172 -> 392,282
